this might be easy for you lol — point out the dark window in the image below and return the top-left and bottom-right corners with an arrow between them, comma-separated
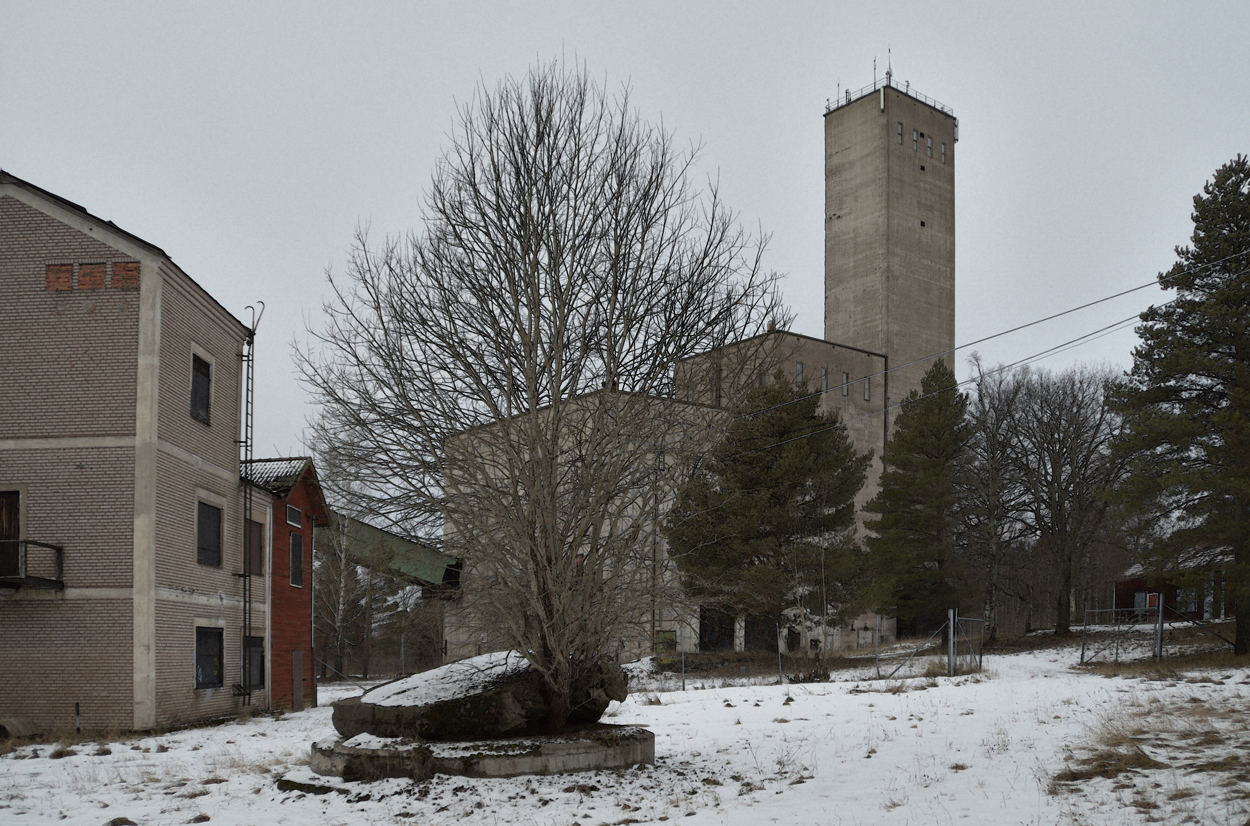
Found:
0,491 -> 18,578
897,122 -> 903,144
290,532 -> 303,587
286,505 -> 302,527
191,355 -> 211,424
912,129 -> 918,151
195,627 -> 224,688
941,142 -> 947,164
864,377 -> 871,402
197,502 -> 222,567
242,636 -> 265,689
245,519 -> 264,576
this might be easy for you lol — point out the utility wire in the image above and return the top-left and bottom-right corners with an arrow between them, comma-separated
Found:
720,305 -> 1168,460
730,247 -> 1250,424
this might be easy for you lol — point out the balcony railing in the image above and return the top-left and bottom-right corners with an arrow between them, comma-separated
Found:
0,539 -> 65,591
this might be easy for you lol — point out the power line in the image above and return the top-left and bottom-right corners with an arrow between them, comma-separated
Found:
731,247 -> 1250,425
720,305 -> 1166,460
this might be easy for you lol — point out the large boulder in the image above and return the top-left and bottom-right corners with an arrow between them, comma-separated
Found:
332,651 -> 629,741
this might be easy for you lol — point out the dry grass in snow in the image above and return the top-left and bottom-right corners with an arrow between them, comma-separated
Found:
1,630 -> 1249,825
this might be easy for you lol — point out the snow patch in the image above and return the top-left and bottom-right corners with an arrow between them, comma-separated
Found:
360,650 -> 531,708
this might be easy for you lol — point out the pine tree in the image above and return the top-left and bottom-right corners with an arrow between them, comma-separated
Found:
864,360 -> 973,634
1111,155 -> 1250,652
666,377 -> 870,628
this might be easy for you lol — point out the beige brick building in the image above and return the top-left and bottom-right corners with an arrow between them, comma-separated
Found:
0,171 -> 279,732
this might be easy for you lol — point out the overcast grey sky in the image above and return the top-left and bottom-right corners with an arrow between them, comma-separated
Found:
4,2 -> 1247,456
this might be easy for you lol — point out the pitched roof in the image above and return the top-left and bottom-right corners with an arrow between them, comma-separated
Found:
0,169 -> 248,335
244,457 -> 313,495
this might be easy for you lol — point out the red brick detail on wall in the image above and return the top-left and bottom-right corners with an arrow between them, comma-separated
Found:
46,263 -> 73,290
112,261 -> 140,289
78,263 -> 106,289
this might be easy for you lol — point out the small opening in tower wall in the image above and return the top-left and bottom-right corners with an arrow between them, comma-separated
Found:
920,165 -> 926,171
920,221 -> 926,227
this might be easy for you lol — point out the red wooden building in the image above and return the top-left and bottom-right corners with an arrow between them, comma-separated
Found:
244,458 -> 328,710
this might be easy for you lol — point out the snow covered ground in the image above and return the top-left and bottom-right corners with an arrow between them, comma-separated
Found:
3,639 -> 1249,825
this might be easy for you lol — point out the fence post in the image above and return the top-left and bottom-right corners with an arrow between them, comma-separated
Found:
875,614 -> 881,680
680,624 -> 686,691
947,608 -> 956,677
1154,596 -> 1165,661
1079,606 -> 1088,665
776,621 -> 784,685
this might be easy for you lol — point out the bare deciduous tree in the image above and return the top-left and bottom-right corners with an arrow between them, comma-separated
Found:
1005,366 -> 1130,634
298,62 -> 784,731
959,356 -> 1031,640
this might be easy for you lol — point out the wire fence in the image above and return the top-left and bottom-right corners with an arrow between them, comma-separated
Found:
1081,598 -> 1235,665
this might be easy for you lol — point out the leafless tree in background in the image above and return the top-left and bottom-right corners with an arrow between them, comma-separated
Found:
1005,366 -> 1131,634
298,62 -> 785,731
959,355 -> 1031,641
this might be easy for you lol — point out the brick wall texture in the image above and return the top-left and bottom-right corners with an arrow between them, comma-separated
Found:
269,480 -> 318,710
1,187 -> 261,731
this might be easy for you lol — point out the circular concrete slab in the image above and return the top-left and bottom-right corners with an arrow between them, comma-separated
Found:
311,724 -> 654,780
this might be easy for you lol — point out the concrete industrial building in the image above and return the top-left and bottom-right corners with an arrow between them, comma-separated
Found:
443,76 -> 959,661
675,76 -> 958,652
824,76 -> 957,413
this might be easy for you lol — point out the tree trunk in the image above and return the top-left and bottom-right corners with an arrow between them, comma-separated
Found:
1235,539 -> 1250,656
1055,544 -> 1073,635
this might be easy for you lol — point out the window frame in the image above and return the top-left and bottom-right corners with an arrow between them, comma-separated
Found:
190,352 -> 212,425
863,377 -> 871,402
0,488 -> 21,579
795,362 -> 804,384
289,531 -> 304,587
841,372 -> 850,397
897,122 -> 903,145
195,625 -> 224,689
242,635 -> 265,690
196,500 -> 224,568
244,518 -> 265,576
286,505 -> 302,527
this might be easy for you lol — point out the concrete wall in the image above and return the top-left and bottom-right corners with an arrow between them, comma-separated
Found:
824,85 -> 956,415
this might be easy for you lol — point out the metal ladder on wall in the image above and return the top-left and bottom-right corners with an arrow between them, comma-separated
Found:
234,303 -> 263,703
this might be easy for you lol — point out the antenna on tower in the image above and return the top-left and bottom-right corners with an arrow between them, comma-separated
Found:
873,57 -> 877,85
886,48 -> 893,86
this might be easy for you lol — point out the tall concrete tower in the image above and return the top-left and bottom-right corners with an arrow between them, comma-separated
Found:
823,79 -> 956,414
